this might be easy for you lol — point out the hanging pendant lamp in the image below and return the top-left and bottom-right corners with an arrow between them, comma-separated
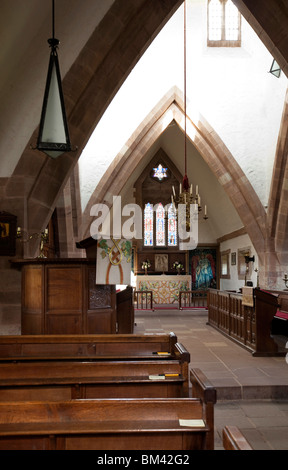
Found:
36,0 -> 71,158
171,0 -> 208,222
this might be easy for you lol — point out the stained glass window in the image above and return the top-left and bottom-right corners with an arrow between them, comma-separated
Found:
156,203 -> 165,246
144,202 -> 177,247
167,203 -> 177,246
153,164 -> 168,182
144,203 -> 153,246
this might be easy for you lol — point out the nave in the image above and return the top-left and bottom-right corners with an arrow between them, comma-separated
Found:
134,308 -> 288,450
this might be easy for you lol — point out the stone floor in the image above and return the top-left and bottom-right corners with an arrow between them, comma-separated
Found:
134,307 -> 288,450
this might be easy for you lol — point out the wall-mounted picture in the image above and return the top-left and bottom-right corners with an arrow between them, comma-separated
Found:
189,247 -> 217,290
155,254 -> 168,272
231,252 -> 236,265
0,212 -> 17,256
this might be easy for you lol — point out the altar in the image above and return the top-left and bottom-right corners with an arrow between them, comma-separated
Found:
136,275 -> 191,305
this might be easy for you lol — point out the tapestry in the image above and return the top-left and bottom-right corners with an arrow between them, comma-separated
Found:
189,248 -> 217,290
96,238 -> 132,285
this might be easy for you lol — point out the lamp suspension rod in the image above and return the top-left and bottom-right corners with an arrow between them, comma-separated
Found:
52,0 -> 55,40
184,0 -> 187,176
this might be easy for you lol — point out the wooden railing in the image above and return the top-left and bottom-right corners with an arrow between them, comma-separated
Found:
208,289 -> 255,353
179,290 -> 207,309
134,290 -> 153,310
207,289 -> 283,356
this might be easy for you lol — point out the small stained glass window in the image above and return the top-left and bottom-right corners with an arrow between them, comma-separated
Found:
153,164 -> 168,182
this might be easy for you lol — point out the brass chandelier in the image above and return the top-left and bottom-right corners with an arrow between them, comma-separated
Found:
171,0 -> 208,224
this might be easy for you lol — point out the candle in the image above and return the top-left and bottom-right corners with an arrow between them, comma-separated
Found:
172,186 -> 176,197
196,185 -> 198,195
180,183 -> 182,194
190,184 -> 193,195
205,205 -> 207,216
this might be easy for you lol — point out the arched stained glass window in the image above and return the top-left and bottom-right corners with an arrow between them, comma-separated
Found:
143,202 -> 177,247
156,203 -> 165,246
144,203 -> 153,246
167,203 -> 177,246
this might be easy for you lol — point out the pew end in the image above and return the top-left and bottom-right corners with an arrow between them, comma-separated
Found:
0,397 -> 215,450
223,425 -> 253,450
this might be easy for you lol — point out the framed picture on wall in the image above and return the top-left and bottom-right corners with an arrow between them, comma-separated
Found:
189,247 -> 217,290
0,212 -> 17,256
220,250 -> 230,279
155,254 -> 168,272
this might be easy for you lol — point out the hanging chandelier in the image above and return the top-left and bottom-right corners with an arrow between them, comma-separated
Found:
171,0 -> 208,224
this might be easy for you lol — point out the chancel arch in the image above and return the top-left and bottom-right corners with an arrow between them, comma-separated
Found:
81,87 -> 267,275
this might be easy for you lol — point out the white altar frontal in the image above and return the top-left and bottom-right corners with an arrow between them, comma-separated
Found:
136,275 -> 191,305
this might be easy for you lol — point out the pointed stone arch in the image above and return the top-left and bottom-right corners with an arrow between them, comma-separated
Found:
82,86 -> 267,266
267,88 -> 288,266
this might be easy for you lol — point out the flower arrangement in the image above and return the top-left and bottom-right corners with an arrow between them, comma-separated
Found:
142,260 -> 151,270
173,261 -> 184,271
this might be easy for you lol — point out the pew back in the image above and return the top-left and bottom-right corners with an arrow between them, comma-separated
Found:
0,398 -> 213,450
0,359 -> 188,400
0,333 -> 187,361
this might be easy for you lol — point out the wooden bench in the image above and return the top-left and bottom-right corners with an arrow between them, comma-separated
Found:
0,358 -> 189,400
0,333 -> 188,361
0,333 -> 191,400
190,368 -> 217,449
222,426 -> 253,450
0,396 -> 215,450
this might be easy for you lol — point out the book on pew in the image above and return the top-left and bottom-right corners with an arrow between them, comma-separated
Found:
179,419 -> 205,427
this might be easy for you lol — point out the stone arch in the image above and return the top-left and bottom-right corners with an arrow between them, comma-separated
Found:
267,88 -> 288,266
82,86 -> 267,265
6,0 -> 183,254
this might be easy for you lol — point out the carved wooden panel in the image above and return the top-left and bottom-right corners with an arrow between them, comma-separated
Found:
88,266 -> 112,309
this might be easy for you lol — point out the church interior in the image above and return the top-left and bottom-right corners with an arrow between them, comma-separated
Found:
0,0 -> 288,451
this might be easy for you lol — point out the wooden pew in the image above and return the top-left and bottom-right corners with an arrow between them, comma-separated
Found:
116,286 -> 134,333
0,358 -> 189,400
270,291 -> 288,353
0,332 -> 188,361
0,397 -> 215,450
222,426 -> 253,450
0,333 -> 191,400
190,368 -> 217,450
